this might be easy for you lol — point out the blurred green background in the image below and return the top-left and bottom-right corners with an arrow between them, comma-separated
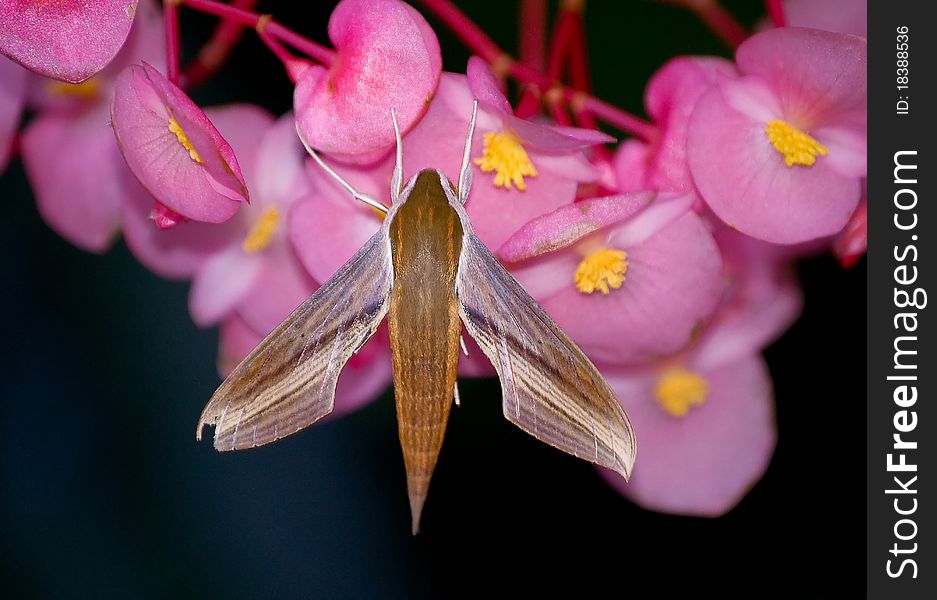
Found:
1,1 -> 864,597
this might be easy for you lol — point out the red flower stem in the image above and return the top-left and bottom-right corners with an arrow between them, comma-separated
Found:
257,23 -> 301,82
514,86 -> 541,119
265,22 -> 336,65
682,0 -> 749,49
181,0 -> 260,89
765,0 -> 787,27
546,7 -> 576,80
180,0 -> 334,64
519,0 -> 547,72
164,0 -> 181,84
417,0 -> 654,140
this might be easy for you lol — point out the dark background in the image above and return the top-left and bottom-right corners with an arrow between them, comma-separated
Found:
1,1 -> 864,597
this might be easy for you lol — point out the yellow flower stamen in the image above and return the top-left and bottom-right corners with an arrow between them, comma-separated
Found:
168,116 -> 203,164
45,77 -> 101,99
574,248 -> 628,295
474,131 -> 538,190
242,207 -> 280,253
764,119 -> 828,167
655,368 -> 708,418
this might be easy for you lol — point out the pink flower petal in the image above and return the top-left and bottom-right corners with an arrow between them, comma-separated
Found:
687,86 -> 860,243
236,244 -> 319,335
21,106 -> 123,252
516,205 -> 723,365
293,0 -> 441,156
499,193 -> 654,262
784,0 -> 867,37
189,244 -> 263,327
465,55 -> 512,115
736,27 -> 867,130
0,0 -> 138,83
1,57 -> 26,171
111,63 -> 248,223
601,353 -> 776,516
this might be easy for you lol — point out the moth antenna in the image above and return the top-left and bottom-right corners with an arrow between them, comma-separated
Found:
453,382 -> 461,408
390,109 -> 404,203
295,122 -> 388,214
457,100 -> 478,204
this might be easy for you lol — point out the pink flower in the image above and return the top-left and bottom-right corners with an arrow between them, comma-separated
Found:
598,246 -> 800,516
501,193 -> 724,366
614,56 -> 736,195
293,0 -> 441,158
0,57 -> 26,172
111,62 -> 249,224
17,0 -> 164,251
0,0 -> 138,83
686,27 -> 867,244
783,0 -> 866,37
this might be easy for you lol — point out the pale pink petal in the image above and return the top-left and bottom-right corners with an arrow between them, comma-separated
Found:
465,55 -> 511,115
111,63 -> 248,222
333,330 -> 393,417
601,354 -> 776,516
293,0 -> 441,156
499,193 -> 654,262
735,27 -> 867,130
785,0 -> 867,37
537,208 -> 724,365
613,139 -> 652,193
1,57 -> 26,171
21,106 -> 123,252
218,313 -> 263,377
687,86 -> 860,243
0,0 -> 138,83
534,151 -> 601,183
203,104 -> 275,193
815,125 -> 867,178
189,245 -> 263,327
236,245 -> 319,335
607,192 -> 695,247
508,115 -> 614,153
253,111 -> 310,208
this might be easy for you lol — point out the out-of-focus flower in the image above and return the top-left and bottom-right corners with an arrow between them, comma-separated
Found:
293,0 -> 441,158
502,193 -> 724,366
832,193 -> 867,269
17,0 -> 163,251
598,241 -> 800,516
687,27 -> 867,244
111,62 -> 249,225
0,57 -> 26,172
614,56 -> 735,196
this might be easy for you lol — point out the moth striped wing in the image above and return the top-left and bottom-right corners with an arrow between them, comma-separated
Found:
197,229 -> 394,451
455,233 -> 636,480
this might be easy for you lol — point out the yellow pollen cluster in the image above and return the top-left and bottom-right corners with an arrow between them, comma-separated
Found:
168,117 -> 203,164
764,119 -> 828,167
242,207 -> 280,253
655,368 -> 708,418
46,77 -> 101,99
574,248 -> 628,295
474,131 -> 538,190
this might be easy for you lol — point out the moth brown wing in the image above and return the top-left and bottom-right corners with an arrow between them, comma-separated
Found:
197,228 -> 394,451
455,233 -> 636,480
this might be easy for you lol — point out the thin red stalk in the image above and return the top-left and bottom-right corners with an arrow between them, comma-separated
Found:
181,0 -> 260,28
265,22 -> 335,65
514,86 -> 541,119
418,0 -> 654,140
164,0 -> 181,84
684,0 -> 749,48
519,0 -> 547,72
416,0 -> 502,62
546,95 -> 574,127
257,27 -> 301,82
182,0 -> 260,88
546,7 -> 578,81
567,12 -> 591,94
765,0 -> 787,27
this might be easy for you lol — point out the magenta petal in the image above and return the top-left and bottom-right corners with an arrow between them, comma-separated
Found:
332,331 -> 393,418
21,107 -> 123,252
189,245 -> 262,327
687,86 -> 860,243
293,0 -> 441,156
602,354 -> 776,516
465,55 -> 512,115
499,193 -> 654,262
111,63 -> 248,223
785,0 -> 867,37
236,245 -> 319,335
736,28 -> 867,129
0,0 -> 138,82
1,57 -> 26,171
508,116 -> 614,153
537,208 -> 723,365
